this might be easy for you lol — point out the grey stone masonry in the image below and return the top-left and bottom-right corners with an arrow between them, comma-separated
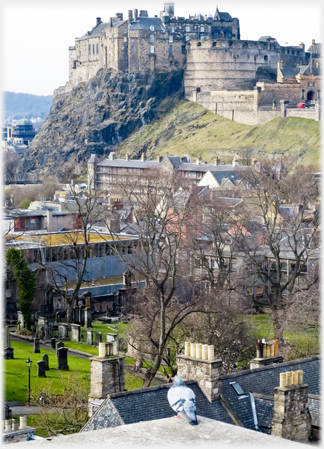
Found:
71,324 -> 81,342
58,323 -> 69,339
56,340 -> 64,356
42,354 -> 50,370
37,360 -> 47,378
176,355 -> 222,402
88,355 -> 125,416
271,384 -> 311,443
33,337 -> 40,353
57,347 -> 69,371
250,355 -> 284,369
87,328 -> 93,346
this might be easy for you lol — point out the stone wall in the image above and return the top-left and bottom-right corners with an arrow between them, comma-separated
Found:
184,39 -> 279,93
176,354 -> 222,402
256,82 -> 302,108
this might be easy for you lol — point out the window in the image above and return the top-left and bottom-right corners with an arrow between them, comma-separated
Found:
89,45 -> 91,54
230,382 -> 248,398
211,259 -> 218,269
169,35 -> 173,43
186,26 -> 190,32
124,36 -> 127,42
93,44 -> 95,54
150,34 -> 154,43
200,26 -> 204,32
318,89 -> 321,100
264,55 -> 268,62
194,258 -> 201,268
96,43 -> 99,54
181,45 -> 186,54
171,26 -> 175,33
197,42 -> 201,47
150,45 -> 155,54
302,89 -> 305,100
169,45 -> 173,56
124,27 -> 127,34
185,35 -> 190,41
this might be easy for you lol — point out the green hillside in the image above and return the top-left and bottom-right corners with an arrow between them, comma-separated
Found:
120,99 -> 321,166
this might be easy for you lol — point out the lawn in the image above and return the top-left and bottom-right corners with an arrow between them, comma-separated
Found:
4,341 -> 90,403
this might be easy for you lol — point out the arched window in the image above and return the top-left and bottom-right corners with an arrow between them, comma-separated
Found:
212,42 -> 216,47
197,42 -> 201,47
264,55 -> 268,62
301,89 -> 305,100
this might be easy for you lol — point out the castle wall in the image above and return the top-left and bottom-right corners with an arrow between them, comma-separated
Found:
256,83 -> 303,108
184,39 -> 280,93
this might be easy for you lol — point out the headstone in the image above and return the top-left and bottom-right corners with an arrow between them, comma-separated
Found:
73,307 -> 79,324
58,323 -> 68,339
44,325 -> 50,340
71,324 -> 81,342
38,317 -> 48,329
79,307 -> 85,326
17,311 -> 24,329
84,308 -> 92,328
4,326 -> 10,349
37,360 -> 46,378
106,333 -> 116,343
118,337 -> 125,352
95,332 -> 102,345
33,337 -> 40,354
55,312 -> 61,323
87,328 -> 93,346
51,337 -> 56,349
57,347 -> 69,371
56,341 -> 64,356
42,354 -> 50,371
3,326 -> 14,359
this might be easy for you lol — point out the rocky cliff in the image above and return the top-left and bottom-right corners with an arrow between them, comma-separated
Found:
19,69 -> 184,181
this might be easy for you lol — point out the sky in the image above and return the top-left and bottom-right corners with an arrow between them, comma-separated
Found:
1,0 -> 323,96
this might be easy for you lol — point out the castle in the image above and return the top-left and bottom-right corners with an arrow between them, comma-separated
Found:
54,3 -> 321,125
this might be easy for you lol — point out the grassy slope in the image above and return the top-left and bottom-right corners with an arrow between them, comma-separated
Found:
120,99 -> 321,166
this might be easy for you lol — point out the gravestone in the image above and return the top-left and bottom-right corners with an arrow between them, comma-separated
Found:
37,360 -> 46,378
79,307 -> 85,326
38,317 -> 48,329
56,341 -> 64,356
58,323 -> 68,339
3,326 -> 14,360
17,311 -> 24,329
44,325 -> 50,340
72,308 -> 79,324
33,337 -> 40,354
55,312 -> 61,323
87,328 -> 93,346
106,333 -> 116,343
57,347 -> 69,371
118,337 -> 125,352
84,308 -> 92,328
42,354 -> 50,371
51,338 -> 56,349
95,332 -> 102,345
71,324 -> 81,342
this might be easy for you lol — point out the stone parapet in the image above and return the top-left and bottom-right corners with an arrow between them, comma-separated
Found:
176,354 -> 222,402
271,384 -> 311,443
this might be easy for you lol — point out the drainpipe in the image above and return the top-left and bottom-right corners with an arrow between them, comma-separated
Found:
249,392 -> 260,431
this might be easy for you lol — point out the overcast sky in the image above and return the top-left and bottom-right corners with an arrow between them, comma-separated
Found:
1,0 -> 323,96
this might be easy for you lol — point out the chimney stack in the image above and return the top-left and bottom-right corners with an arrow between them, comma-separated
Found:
141,152 -> 146,162
125,153 -> 130,161
177,342 -> 222,402
96,17 -> 102,27
109,152 -> 117,160
312,39 -> 315,45
128,10 -> 133,22
109,17 -> 113,27
116,13 -> 123,20
134,9 -> 138,20
157,155 -> 163,163
196,155 -> 202,164
250,339 -> 283,369
232,156 -> 239,167
271,370 -> 311,442
139,10 -> 148,17
214,156 -> 220,166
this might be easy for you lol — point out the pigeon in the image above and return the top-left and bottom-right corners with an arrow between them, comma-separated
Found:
167,375 -> 198,425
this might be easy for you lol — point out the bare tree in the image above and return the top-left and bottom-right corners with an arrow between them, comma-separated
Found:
105,168 -> 211,386
4,152 -> 20,184
235,160 -> 320,345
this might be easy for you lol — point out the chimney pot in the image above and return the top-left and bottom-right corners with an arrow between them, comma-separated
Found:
141,152 -> 146,161
185,341 -> 190,356
134,9 -> 138,20
96,17 -> 102,27
286,371 -> 292,386
312,39 -> 315,45
297,370 -> 303,384
280,372 -> 287,387
128,10 -> 133,22
196,343 -> 202,359
125,152 -> 130,161
207,345 -> 214,361
190,342 -> 196,358
214,156 -> 220,166
202,344 -> 208,360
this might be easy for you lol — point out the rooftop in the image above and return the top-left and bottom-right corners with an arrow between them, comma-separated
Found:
15,416 -> 303,447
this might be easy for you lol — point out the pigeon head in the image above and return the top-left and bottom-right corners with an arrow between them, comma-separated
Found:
173,375 -> 186,387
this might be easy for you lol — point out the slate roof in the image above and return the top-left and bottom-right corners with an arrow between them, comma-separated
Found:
78,22 -> 109,41
82,381 -> 233,432
179,162 -> 234,172
129,17 -> 165,31
280,66 -> 300,79
98,159 -> 159,169
219,356 -> 320,433
258,36 -> 277,42
208,169 -> 242,185
167,156 -> 183,168
218,12 -> 232,21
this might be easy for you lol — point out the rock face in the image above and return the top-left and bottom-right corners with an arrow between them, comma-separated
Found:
19,69 -> 184,180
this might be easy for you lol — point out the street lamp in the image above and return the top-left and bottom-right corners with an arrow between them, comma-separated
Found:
26,357 -> 32,405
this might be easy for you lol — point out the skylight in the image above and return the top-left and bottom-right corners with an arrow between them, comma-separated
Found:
230,381 -> 248,398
